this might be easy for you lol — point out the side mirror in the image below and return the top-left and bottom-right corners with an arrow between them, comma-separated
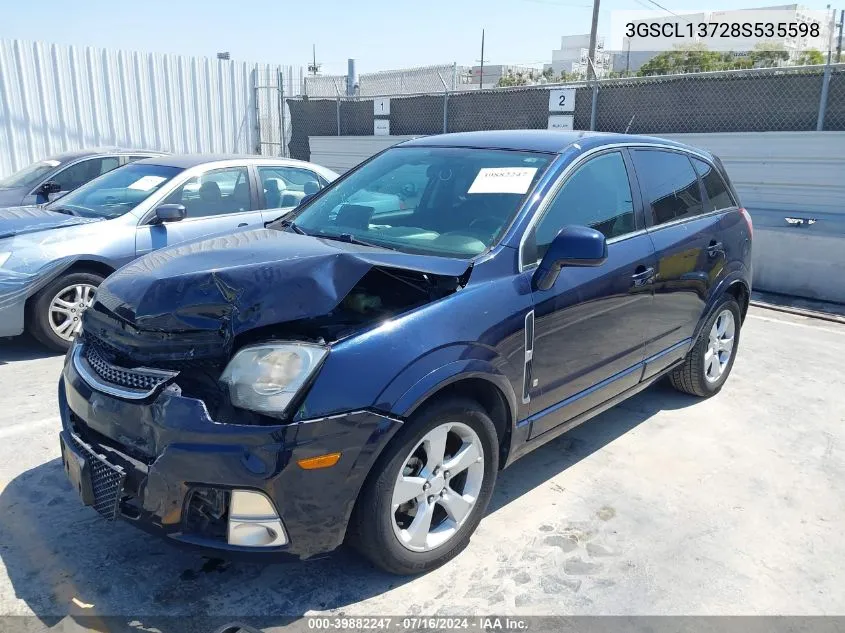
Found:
40,181 -> 62,195
154,204 -> 187,223
533,226 -> 608,291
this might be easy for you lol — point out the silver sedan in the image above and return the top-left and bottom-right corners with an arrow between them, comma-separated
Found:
0,154 -> 338,350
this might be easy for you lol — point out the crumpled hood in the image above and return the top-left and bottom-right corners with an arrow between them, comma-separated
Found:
90,228 -> 471,338
0,206 -> 101,238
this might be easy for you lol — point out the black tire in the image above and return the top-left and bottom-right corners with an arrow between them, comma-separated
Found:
26,271 -> 104,352
669,295 -> 741,397
350,397 -> 499,575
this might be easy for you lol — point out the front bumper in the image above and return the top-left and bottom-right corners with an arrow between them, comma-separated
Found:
59,343 -> 402,560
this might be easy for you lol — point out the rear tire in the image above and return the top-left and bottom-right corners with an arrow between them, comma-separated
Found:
27,271 -> 103,352
669,295 -> 741,397
350,397 -> 499,575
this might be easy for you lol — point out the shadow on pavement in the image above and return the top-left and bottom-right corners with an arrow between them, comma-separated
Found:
0,335 -> 62,364
0,381 -> 697,633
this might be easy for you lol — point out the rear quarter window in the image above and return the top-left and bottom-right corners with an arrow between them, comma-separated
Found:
692,157 -> 736,212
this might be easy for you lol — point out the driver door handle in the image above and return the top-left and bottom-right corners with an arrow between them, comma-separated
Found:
631,266 -> 655,287
237,222 -> 248,227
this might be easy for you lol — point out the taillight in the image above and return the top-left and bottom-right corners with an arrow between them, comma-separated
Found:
739,207 -> 753,238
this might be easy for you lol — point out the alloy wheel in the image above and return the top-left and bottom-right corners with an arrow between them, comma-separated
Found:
704,309 -> 735,382
391,422 -> 485,553
48,283 -> 96,341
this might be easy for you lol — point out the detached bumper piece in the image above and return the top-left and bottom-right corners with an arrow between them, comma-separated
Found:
60,430 -> 126,521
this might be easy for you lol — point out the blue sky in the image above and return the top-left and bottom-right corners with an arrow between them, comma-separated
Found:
3,0 -> 838,74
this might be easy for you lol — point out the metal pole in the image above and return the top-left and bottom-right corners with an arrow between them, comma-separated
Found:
818,5 -> 835,130
253,67 -> 261,154
837,9 -> 844,63
438,71 -> 449,134
333,80 -> 341,136
479,29 -> 485,90
817,62 -> 832,131
278,70 -> 287,157
587,0 -> 601,80
590,83 -> 598,130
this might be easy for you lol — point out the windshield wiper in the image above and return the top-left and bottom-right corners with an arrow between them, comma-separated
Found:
318,232 -> 399,251
274,218 -> 308,235
49,207 -> 77,216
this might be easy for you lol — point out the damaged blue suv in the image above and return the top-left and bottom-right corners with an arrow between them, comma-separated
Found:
58,131 -> 752,575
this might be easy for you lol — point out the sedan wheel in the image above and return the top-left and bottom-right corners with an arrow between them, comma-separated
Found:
391,422 -> 485,553
49,283 -> 97,342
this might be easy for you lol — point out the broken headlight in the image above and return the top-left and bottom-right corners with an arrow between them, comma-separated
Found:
219,342 -> 327,415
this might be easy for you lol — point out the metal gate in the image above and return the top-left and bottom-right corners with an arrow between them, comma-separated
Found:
254,66 -> 298,157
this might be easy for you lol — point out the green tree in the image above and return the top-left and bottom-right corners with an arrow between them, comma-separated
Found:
637,44 -> 726,76
796,49 -> 824,65
542,67 -> 554,80
497,70 -> 528,87
749,42 -> 789,68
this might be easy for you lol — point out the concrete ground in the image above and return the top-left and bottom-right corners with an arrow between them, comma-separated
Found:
1,306 -> 844,632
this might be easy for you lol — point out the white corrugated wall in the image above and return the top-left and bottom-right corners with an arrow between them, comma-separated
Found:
0,39 -> 298,177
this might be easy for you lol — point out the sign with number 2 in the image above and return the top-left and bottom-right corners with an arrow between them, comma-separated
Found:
548,88 -> 575,113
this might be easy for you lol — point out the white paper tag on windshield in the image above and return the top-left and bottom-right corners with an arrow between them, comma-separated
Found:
128,175 -> 167,191
468,167 -> 538,194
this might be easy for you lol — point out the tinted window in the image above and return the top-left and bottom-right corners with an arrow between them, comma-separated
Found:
165,167 -> 251,218
632,150 -> 703,226
692,158 -> 735,212
531,152 -> 635,262
52,157 -> 121,191
258,166 -> 322,210
46,163 -> 181,219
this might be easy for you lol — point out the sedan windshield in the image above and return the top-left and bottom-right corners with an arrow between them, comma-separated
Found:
0,159 -> 61,189
275,146 -> 554,259
47,163 -> 182,219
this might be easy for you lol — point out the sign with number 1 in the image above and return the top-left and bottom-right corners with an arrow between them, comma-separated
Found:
373,98 -> 391,115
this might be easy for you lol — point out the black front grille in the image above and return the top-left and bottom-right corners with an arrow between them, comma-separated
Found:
68,433 -> 126,521
84,342 -> 172,393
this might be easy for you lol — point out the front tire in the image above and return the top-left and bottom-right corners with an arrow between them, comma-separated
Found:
350,397 -> 499,575
27,271 -> 103,352
669,295 -> 741,397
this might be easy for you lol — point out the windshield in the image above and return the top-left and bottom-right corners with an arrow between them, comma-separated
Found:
47,163 -> 182,219
275,146 -> 553,259
0,159 -> 61,189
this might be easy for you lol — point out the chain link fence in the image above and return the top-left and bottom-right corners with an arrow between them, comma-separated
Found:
285,64 -> 845,161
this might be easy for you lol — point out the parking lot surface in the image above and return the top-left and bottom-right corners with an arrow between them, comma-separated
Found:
1,306 -> 844,630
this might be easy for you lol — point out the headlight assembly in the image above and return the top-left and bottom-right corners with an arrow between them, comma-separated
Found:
219,342 -> 327,415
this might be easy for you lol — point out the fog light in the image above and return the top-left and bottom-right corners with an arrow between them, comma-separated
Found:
227,490 -> 288,547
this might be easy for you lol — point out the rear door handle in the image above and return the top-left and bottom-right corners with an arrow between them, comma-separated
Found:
631,266 -> 655,287
237,222 -> 248,227
706,240 -> 723,256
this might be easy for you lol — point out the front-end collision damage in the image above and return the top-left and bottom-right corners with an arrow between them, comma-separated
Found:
59,364 -> 405,557
80,228 -> 471,424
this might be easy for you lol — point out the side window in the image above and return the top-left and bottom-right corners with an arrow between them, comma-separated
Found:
530,152 -> 635,262
164,167 -> 251,218
631,150 -> 704,226
52,157 -> 119,191
258,166 -> 323,209
692,158 -> 735,212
